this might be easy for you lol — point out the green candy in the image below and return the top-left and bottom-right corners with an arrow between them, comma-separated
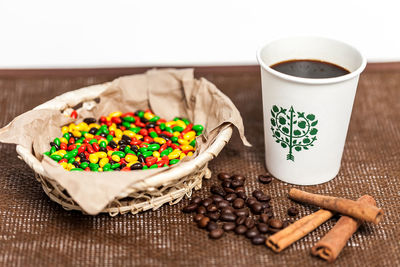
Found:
149,164 -> 158,169
63,133 -> 70,140
182,118 -> 190,125
171,136 -> 178,143
130,127 -> 141,134
167,147 -> 173,153
165,127 -> 173,133
124,146 -> 132,153
89,139 -> 98,144
63,152 -> 74,160
139,147 -> 148,153
149,131 -> 158,138
54,138 -> 61,146
75,138 -> 84,144
99,141 -> 107,148
50,154 -> 62,162
172,126 -> 184,132
80,131 -> 88,136
142,151 -> 153,158
123,116 -> 135,122
122,121 -> 131,128
163,164 -> 168,168
148,144 -> 160,151
50,146 -> 57,155
159,123 -> 166,130
190,139 -> 196,147
89,163 -> 99,171
137,111 -> 144,118
142,165 -> 149,170
160,150 -> 169,157
196,131 -> 202,136
80,162 -> 89,169
173,117 -> 180,121
112,151 -> 125,158
95,130 -> 102,136
103,163 -> 111,171
149,116 -> 160,122
68,157 -> 75,164
99,125 -> 108,132
70,149 -> 78,157
111,163 -> 121,169
169,159 -> 180,165
192,124 -> 204,132
43,151 -> 50,156
70,168 -> 83,171
106,135 -> 113,142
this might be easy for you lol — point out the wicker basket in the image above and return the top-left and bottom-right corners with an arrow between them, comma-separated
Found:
15,82 -> 233,216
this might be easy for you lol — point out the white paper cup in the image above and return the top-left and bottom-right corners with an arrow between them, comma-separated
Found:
257,36 -> 366,185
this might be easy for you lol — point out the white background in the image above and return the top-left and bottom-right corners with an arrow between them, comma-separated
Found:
1,0 -> 399,68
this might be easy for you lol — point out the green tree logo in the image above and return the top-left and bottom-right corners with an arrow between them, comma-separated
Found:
270,105 -> 318,161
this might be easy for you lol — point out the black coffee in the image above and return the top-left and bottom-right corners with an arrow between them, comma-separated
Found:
270,59 -> 350,79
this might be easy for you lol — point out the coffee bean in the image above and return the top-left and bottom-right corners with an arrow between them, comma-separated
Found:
257,223 -> 269,233
235,225 -> 247,235
258,174 -> 273,184
234,208 -> 249,217
225,193 -> 237,202
232,174 -> 246,182
246,197 -> 257,206
244,217 -> 255,229
261,202 -> 270,209
233,198 -> 245,209
193,214 -> 204,222
207,221 -> 218,231
259,213 -> 269,224
245,227 -> 259,239
201,198 -> 213,207
266,211 -> 274,218
223,222 -> 236,231
268,227 -> 280,234
235,187 -> 245,193
197,206 -> 207,214
182,203 -> 198,213
218,172 -> 231,181
221,180 -> 231,188
207,204 -> 218,212
190,196 -> 202,205
221,212 -> 237,222
269,219 -> 283,229
288,207 -> 299,216
207,212 -> 220,221
212,195 -> 224,203
257,194 -> 271,202
198,217 -> 210,228
236,191 -> 247,200
250,202 -> 263,214
231,179 -> 244,188
210,185 -> 226,197
252,190 -> 264,199
236,216 -> 246,225
251,235 -> 266,245
221,206 -> 235,214
224,187 -> 235,194
209,228 -> 224,239
282,221 -> 291,228
217,200 -> 230,209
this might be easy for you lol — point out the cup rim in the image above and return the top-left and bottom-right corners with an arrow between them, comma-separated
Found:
256,36 -> 367,85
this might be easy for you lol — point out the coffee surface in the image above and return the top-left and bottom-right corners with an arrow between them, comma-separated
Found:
270,59 -> 350,79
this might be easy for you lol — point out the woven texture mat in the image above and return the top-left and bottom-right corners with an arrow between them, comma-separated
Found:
0,65 -> 399,266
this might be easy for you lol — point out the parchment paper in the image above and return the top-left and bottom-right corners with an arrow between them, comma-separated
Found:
0,68 -> 250,215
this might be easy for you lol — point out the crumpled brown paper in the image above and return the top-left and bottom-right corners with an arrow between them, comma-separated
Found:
0,68 -> 250,215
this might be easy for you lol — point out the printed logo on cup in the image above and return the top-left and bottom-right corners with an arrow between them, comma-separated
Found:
270,105 -> 318,161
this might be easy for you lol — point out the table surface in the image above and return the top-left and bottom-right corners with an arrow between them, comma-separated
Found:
0,65 -> 399,267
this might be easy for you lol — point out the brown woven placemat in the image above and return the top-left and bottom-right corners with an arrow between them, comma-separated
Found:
0,65 -> 399,266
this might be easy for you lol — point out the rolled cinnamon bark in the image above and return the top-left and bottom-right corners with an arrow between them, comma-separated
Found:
311,195 -> 376,262
266,209 -> 334,253
289,188 -> 383,224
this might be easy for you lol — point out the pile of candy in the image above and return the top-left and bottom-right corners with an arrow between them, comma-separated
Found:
44,110 -> 204,172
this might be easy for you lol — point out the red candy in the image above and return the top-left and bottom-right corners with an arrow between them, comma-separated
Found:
70,110 -> 78,119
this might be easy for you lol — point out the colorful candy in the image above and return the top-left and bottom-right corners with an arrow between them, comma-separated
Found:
45,110 -> 204,171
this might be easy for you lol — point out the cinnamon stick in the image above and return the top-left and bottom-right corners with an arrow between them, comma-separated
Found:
311,195 -> 376,262
289,188 -> 383,224
266,209 -> 334,253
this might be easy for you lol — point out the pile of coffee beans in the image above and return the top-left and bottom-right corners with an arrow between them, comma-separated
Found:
182,172 -> 299,246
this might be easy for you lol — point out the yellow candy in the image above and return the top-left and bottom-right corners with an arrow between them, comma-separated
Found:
72,130 -> 82,138
89,154 -> 99,164
168,150 -> 181,160
180,145 -> 194,151
112,138 -> 121,144
109,111 -> 122,118
183,131 -> 196,140
165,121 -> 176,128
99,158 -> 109,168
153,137 -> 166,144
88,123 -> 99,129
123,130 -> 135,138
125,154 -> 138,163
152,151 -> 160,158
115,129 -> 123,139
60,162 -> 68,169
98,168 -> 103,172
111,155 -> 120,162
107,150 -> 114,156
173,131 -> 181,137
187,151 -> 194,157
144,112 -> 155,120
67,163 -> 75,171
76,122 -> 89,132
95,152 -> 107,159
84,133 -> 94,139
178,139 -> 189,145
60,137 -> 68,144
175,120 -> 187,129
61,126 -> 69,134
135,135 -> 143,140
109,124 -> 117,131
180,153 -> 186,160
75,157 -> 80,162
68,123 -> 76,132
55,150 -> 67,157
